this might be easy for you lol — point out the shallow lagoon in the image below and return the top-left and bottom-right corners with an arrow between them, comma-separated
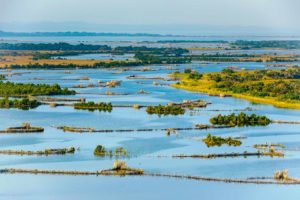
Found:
0,60 -> 300,199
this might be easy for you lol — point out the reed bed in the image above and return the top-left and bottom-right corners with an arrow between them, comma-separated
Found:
0,123 -> 44,134
0,147 -> 75,156
172,150 -> 284,159
2,168 -> 300,185
55,124 -> 232,133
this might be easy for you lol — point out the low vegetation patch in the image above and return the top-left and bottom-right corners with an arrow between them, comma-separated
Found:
172,67 -> 300,109
99,160 -> 144,176
0,147 -> 75,156
202,134 -> 242,147
0,123 -> 44,133
74,101 -> 112,112
0,81 -> 75,97
94,145 -> 128,157
57,126 -> 95,133
209,112 -> 271,127
0,97 -> 41,110
146,104 -> 185,116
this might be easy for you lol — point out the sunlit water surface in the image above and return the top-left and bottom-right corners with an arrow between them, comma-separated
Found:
0,39 -> 299,200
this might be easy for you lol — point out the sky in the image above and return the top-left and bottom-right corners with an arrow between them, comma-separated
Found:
0,0 -> 300,35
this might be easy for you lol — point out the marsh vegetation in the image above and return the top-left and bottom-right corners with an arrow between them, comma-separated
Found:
146,104 -> 185,116
209,112 -> 271,126
202,134 -> 242,147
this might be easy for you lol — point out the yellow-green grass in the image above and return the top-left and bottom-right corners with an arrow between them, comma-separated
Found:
171,73 -> 300,110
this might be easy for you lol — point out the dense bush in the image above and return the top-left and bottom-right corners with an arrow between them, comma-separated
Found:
188,71 -> 203,80
208,68 -> 300,101
74,101 -> 113,112
134,52 -> 191,64
209,112 -> 271,126
0,97 -> 41,110
202,134 -> 242,147
146,104 -> 185,116
0,81 -> 75,96
0,75 -> 5,80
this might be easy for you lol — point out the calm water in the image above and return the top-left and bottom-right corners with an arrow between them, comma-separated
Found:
53,53 -> 136,61
0,38 -> 300,200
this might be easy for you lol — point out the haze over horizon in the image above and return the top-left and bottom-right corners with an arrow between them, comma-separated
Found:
1,0 -> 300,36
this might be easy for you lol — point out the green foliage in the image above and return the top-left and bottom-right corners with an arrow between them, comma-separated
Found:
74,101 -> 112,112
114,46 -> 188,55
0,81 -> 75,96
0,42 -> 111,51
0,97 -> 41,110
0,75 -> 5,80
202,134 -> 242,147
9,61 -> 142,69
184,68 -> 192,73
94,145 -> 127,157
134,52 -> 191,64
146,104 -> 185,116
210,112 -> 271,127
94,145 -> 107,156
232,40 -> 300,49
208,68 -> 300,101
188,71 -> 203,80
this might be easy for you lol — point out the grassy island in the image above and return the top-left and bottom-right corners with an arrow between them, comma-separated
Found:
93,145 -> 128,157
0,147 -> 75,156
74,102 -> 113,112
0,81 -> 75,97
209,112 -> 271,127
0,97 -> 41,110
0,123 -> 44,133
99,160 -> 144,176
202,134 -> 242,147
146,104 -> 185,116
172,67 -> 300,109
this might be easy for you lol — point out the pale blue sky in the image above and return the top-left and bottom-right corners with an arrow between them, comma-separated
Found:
0,0 -> 300,34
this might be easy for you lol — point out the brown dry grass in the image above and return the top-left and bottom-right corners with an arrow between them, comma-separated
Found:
0,55 -> 112,68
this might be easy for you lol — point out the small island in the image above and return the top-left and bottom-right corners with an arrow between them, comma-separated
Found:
209,112 -> 271,127
0,123 -> 44,133
146,104 -> 185,116
0,97 -> 41,110
172,67 -> 300,109
94,145 -> 128,157
202,134 -> 242,147
74,102 -> 113,112
0,81 -> 75,97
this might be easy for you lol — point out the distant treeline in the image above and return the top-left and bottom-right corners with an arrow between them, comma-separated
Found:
112,46 -> 188,55
0,42 -> 111,51
232,40 -> 300,49
134,52 -> 191,64
157,40 -> 228,43
0,42 -> 189,56
0,31 -> 164,37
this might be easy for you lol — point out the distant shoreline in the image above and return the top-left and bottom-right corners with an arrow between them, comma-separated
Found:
1,31 -> 300,39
